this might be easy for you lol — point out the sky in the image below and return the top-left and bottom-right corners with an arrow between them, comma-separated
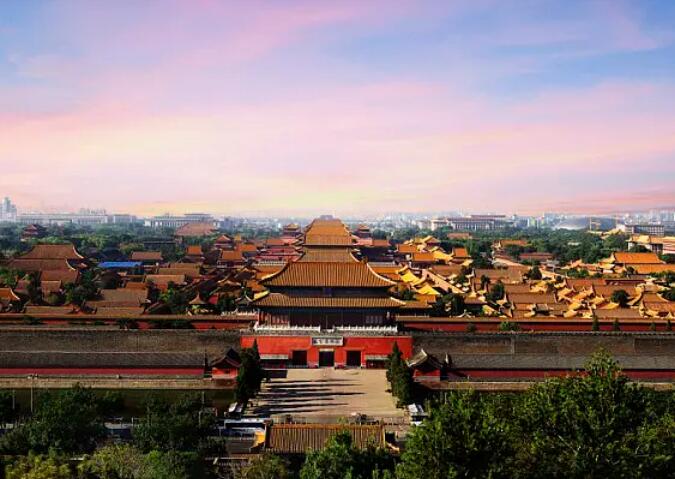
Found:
1,0 -> 675,217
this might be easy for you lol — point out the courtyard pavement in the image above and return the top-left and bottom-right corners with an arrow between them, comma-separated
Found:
249,368 -> 404,422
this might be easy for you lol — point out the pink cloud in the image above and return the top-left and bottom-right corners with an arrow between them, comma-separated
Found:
2,2 -> 674,215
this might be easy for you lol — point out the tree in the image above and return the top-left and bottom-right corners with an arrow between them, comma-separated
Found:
613,318 -> 621,331
386,343 -> 413,406
528,266 -> 542,280
78,445 -> 205,479
504,244 -> 524,260
239,454 -> 289,479
159,284 -> 190,314
0,267 -> 20,288
487,281 -> 505,302
133,394 -> 214,453
79,444 -> 147,478
236,343 -> 265,404
5,453 -> 72,479
480,274 -> 491,291
64,270 -> 99,306
499,321 -> 520,332
592,316 -> 600,332
397,392 -> 514,479
17,386 -> 106,454
0,390 -> 15,424
137,451 -> 204,479
429,297 -> 448,317
448,294 -> 465,316
516,351 -> 672,478
662,288 -> 675,301
216,293 -> 237,313
610,289 -> 630,308
300,431 -> 394,479
567,268 -> 589,279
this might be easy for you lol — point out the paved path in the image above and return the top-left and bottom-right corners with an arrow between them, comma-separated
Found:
250,369 -> 403,421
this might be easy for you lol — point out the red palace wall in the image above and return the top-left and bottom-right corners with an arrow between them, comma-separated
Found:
241,335 -> 413,368
0,367 -> 205,376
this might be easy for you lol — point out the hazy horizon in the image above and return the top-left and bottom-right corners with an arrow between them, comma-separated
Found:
2,1 -> 675,216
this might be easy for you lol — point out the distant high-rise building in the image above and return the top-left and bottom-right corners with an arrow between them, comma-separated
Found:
0,197 -> 17,222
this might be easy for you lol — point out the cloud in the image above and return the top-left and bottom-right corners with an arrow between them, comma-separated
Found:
1,1 -> 674,215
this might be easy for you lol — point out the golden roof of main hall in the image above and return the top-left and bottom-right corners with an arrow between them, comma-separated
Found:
260,261 -> 395,288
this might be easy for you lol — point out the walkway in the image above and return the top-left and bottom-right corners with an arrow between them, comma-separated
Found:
250,368 -> 403,422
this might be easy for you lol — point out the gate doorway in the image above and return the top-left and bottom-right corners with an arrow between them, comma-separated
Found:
291,350 -> 307,367
318,350 -> 335,367
346,350 -> 361,367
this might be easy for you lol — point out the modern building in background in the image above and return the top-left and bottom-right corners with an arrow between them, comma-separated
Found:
624,224 -> 666,236
144,213 -> 216,228
15,209 -> 138,226
0,197 -> 17,222
420,215 -> 511,232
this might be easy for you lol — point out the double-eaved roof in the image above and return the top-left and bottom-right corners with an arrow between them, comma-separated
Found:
9,243 -> 83,272
261,262 -> 394,288
254,292 -> 404,308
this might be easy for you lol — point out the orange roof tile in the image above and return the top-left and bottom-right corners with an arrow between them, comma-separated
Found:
612,252 -> 663,265
19,244 -> 83,260
412,252 -> 435,263
219,250 -> 244,262
174,222 -> 217,237
254,293 -> 403,308
130,251 -> 163,261
396,244 -> 418,254
40,269 -> 79,283
265,424 -> 384,454
632,264 -> 675,274
261,262 -> 394,288
299,248 -> 357,263
9,259 -> 75,272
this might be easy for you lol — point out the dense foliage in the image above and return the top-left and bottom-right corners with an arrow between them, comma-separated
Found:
0,389 -> 216,478
398,352 -> 674,479
300,431 -> 395,479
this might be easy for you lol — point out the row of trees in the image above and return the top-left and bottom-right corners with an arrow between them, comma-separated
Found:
241,352 -> 674,479
0,387 -> 217,478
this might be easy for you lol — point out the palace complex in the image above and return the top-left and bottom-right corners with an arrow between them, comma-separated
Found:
0,215 -> 674,379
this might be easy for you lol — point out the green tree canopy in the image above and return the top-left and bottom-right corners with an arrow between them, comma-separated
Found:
14,386 -> 106,454
132,394 -> 214,453
300,431 -> 394,479
5,453 -> 72,479
610,289 -> 630,307
397,392 -> 514,479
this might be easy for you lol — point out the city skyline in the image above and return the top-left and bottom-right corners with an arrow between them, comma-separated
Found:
2,1 -> 675,216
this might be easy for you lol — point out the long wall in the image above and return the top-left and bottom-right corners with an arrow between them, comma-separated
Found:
413,332 -> 675,378
0,328 -> 240,360
412,332 -> 675,357
1,328 -> 673,372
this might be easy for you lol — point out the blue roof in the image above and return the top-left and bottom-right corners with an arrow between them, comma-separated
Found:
98,261 -> 143,268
